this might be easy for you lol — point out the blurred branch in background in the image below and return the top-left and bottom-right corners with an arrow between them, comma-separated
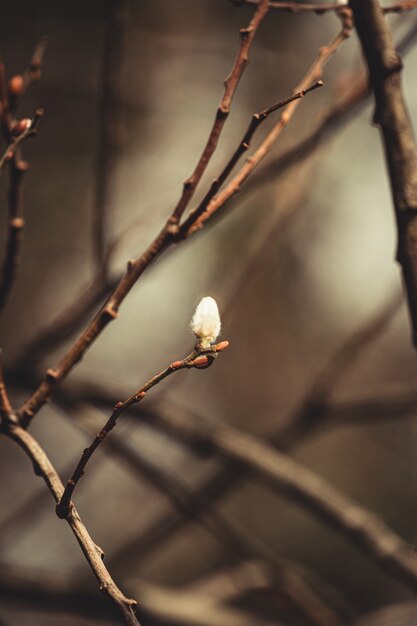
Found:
0,39 -> 46,311
93,0 -> 129,280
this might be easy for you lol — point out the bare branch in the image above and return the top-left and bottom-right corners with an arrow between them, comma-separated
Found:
236,0 -> 417,14
138,403 -> 417,594
55,397 -> 345,626
350,0 -> 417,350
0,108 -> 43,171
170,0 -> 270,223
179,81 -> 323,236
7,36 -> 48,115
0,423 -> 141,626
0,157 -> 28,310
56,341 -> 229,518
182,8 -> 353,237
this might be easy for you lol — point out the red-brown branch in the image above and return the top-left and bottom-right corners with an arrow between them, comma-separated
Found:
56,341 -> 229,518
179,80 -> 323,236
182,8 -> 353,237
170,0 -> 270,223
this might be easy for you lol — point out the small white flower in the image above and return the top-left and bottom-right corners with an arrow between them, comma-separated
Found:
190,296 -> 221,348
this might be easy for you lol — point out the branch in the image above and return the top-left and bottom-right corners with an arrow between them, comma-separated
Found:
181,8 -> 353,237
170,0 -> 270,223
138,404 -> 417,594
179,80 -> 323,236
65,376 -> 417,594
56,340 -> 229,518
236,0 -> 417,14
350,0 -> 417,350
0,108 -> 43,171
0,423 -> 141,626
0,350 -> 13,424
0,157 -> 28,310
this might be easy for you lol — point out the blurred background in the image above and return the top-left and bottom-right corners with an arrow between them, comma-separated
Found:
1,1 -> 417,624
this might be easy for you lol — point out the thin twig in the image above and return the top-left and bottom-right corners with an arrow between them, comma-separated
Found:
0,351 -> 13,423
17,32 -> 330,426
56,341 -> 229,518
0,423 -> 141,626
274,291 -> 402,448
170,0 -> 270,223
15,13 -> 417,374
237,0 -> 417,14
179,81 -> 323,235
7,36 -> 48,115
63,373 -> 417,594
0,108 -> 43,171
138,404 -> 417,594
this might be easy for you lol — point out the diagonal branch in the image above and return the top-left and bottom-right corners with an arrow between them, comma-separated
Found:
179,81 -> 323,236
170,0 -> 270,223
0,423 -> 140,625
55,397 -> 345,626
56,340 -> 229,518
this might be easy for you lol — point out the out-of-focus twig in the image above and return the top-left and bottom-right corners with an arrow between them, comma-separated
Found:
0,157 -> 28,311
236,0 -> 417,14
350,0 -> 417,350
62,373 -> 417,593
0,351 -> 13,424
179,81 -> 323,236
274,291 -> 402,448
93,0 -> 129,277
181,8 -> 353,237
13,15 -> 417,374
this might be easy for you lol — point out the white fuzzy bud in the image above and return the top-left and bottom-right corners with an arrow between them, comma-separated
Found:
190,296 -> 221,348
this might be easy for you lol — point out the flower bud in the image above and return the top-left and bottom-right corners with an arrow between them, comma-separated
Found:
190,296 -> 221,348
